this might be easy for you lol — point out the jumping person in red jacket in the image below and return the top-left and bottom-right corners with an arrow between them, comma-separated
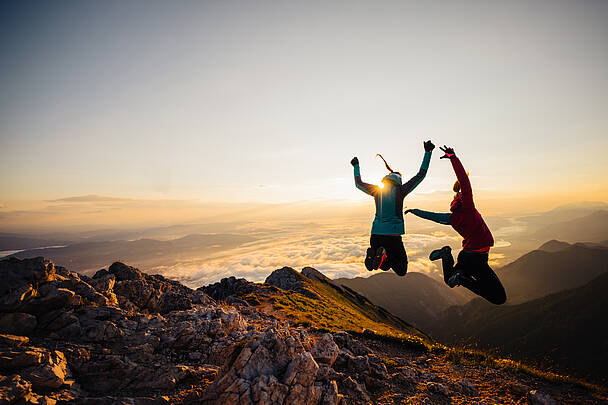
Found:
405,146 -> 506,305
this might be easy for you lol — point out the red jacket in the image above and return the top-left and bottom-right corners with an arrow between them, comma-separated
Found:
449,157 -> 494,251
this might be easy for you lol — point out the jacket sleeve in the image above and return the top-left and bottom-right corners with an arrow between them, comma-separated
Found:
450,156 -> 474,209
409,209 -> 451,225
353,164 -> 378,196
400,151 -> 432,196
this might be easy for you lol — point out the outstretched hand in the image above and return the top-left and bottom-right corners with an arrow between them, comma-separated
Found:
439,145 -> 455,159
423,140 -> 435,152
404,209 -> 414,215
350,157 -> 359,166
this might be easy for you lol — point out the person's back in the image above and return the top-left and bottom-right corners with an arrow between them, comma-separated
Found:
351,141 -> 435,276
447,156 -> 494,251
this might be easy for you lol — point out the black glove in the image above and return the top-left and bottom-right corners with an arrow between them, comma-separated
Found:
404,209 -> 414,215
424,140 -> 435,152
439,145 -> 455,159
350,157 -> 359,166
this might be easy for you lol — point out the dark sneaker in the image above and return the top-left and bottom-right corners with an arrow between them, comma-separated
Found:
374,247 -> 387,270
447,272 -> 462,288
447,272 -> 473,288
364,248 -> 375,271
429,245 -> 451,261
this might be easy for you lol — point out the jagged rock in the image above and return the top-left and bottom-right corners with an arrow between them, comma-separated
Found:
301,267 -> 332,284
337,376 -> 370,405
527,390 -> 558,405
311,333 -> 340,366
0,374 -> 32,404
283,352 -> 319,386
200,276 -> 258,301
0,312 -> 37,335
203,329 -> 323,404
332,332 -> 371,356
0,347 -> 47,370
109,263 -> 195,314
265,267 -> 320,299
451,379 -> 478,396
20,283 -> 80,315
0,257 -> 55,312
57,275 -> 110,306
250,375 -> 289,405
108,262 -> 144,281
0,333 -> 29,347
320,380 -> 341,405
426,382 -> 450,396
20,349 -> 68,389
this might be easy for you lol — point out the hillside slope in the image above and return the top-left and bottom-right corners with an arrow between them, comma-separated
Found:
497,242 -> 608,303
335,272 -> 472,331
430,272 -> 608,384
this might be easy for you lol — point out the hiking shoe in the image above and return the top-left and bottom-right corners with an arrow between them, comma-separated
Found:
364,248 -> 375,271
447,272 -> 473,288
374,247 -> 387,270
429,245 -> 451,261
365,247 -> 387,271
447,272 -> 462,288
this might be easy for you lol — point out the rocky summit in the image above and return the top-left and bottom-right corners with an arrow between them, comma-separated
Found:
0,257 -> 605,404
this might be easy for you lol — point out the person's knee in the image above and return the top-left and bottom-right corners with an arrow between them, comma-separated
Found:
490,289 -> 507,305
392,262 -> 408,277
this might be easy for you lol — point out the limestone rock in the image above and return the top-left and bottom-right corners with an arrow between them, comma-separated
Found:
0,374 -> 32,404
0,333 -> 29,347
527,390 -> 558,405
0,312 -> 37,335
311,333 -> 340,366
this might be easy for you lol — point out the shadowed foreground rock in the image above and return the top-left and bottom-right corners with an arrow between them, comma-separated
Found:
0,257 -> 601,404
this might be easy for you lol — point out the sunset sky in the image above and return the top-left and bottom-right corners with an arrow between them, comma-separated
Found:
1,0 -> 607,225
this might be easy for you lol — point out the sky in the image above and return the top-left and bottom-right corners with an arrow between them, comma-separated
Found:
1,0 -> 607,214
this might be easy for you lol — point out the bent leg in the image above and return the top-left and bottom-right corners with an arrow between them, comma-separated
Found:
385,236 -> 408,276
442,250 -> 456,284
457,253 -> 507,305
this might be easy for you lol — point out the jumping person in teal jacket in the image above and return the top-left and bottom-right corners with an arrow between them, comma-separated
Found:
350,140 -> 435,276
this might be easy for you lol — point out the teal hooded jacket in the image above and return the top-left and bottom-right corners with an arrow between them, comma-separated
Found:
353,151 -> 432,235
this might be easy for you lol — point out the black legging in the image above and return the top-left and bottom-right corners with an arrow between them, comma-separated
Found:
370,234 -> 408,276
442,249 -> 506,305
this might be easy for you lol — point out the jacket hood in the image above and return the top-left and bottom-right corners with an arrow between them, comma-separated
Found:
382,173 -> 402,186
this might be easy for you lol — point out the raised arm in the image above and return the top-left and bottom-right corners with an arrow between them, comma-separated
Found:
351,157 -> 378,196
405,208 -> 451,225
440,146 -> 474,208
400,140 -> 435,196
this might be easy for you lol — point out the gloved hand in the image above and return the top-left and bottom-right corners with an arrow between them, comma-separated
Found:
404,209 -> 414,215
439,145 -> 455,159
423,140 -> 435,152
350,157 -> 359,166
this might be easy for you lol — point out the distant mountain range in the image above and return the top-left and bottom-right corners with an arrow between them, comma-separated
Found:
335,272 -> 472,331
532,210 -> 608,244
9,233 -> 254,274
497,240 -> 608,304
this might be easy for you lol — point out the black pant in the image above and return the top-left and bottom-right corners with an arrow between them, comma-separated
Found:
442,249 -> 506,305
370,234 -> 408,276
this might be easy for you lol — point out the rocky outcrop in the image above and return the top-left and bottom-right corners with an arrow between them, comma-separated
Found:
265,267 -> 320,299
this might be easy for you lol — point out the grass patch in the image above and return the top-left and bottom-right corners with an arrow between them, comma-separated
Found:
445,347 -> 607,395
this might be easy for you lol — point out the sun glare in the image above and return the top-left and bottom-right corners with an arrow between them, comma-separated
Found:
378,183 -> 384,189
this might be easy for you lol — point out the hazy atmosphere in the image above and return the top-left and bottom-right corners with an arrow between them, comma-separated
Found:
2,1 -> 607,285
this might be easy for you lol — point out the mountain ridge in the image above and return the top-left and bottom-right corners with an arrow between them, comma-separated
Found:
1,257 -> 604,404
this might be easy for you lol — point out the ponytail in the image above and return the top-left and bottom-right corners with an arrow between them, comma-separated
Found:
376,154 -> 400,175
